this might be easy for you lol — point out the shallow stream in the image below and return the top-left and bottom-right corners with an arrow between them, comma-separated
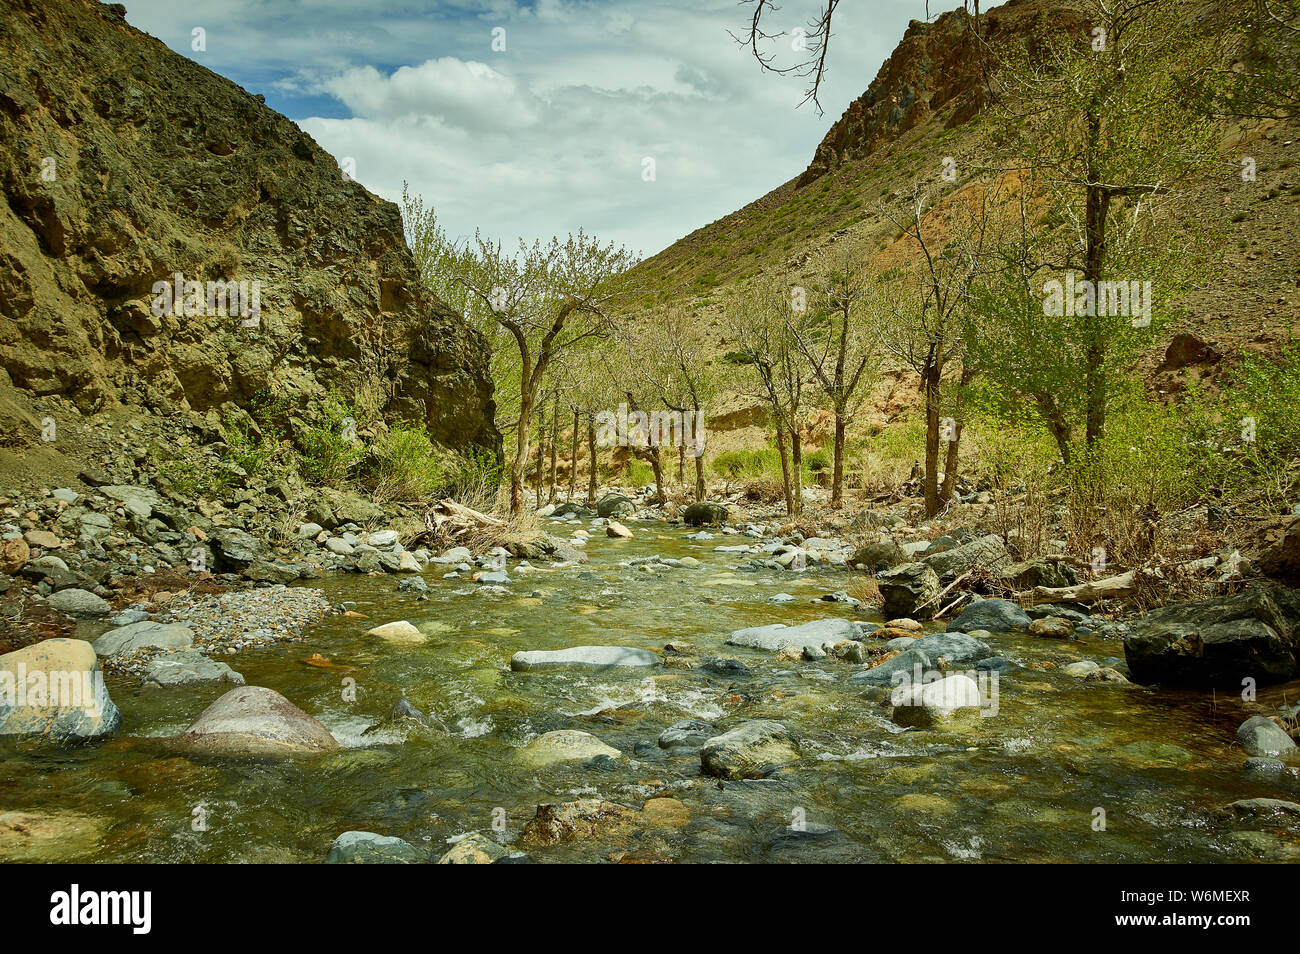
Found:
1,521 -> 1290,862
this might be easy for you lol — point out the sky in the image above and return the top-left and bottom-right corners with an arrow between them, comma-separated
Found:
123,0 -> 929,258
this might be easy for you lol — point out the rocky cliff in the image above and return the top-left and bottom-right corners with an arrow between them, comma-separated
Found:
0,0 -> 498,454
798,0 -> 1085,186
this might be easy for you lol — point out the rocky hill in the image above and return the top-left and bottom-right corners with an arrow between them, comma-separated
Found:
628,0 -> 1297,450
0,0 -> 498,456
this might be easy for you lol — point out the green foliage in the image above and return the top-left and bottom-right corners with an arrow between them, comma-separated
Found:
297,390 -> 365,485
1180,345 -> 1300,510
625,459 -> 655,486
371,424 -> 444,502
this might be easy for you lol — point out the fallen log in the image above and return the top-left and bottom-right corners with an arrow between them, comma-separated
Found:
1017,568 -> 1145,606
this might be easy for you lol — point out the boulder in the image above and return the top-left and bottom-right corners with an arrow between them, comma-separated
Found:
0,639 -> 120,743
605,520 -> 633,539
510,646 -> 659,671
890,672 -> 984,729
23,529 -> 63,549
93,621 -> 194,658
1237,716 -> 1297,758
658,718 -> 715,753
876,563 -> 941,620
948,598 -> 1031,633
726,618 -> 858,653
1258,516 -> 1300,586
176,686 -> 339,756
46,588 -> 111,618
516,729 -> 620,768
209,528 -> 264,570
326,831 -> 421,864
1000,557 -> 1079,590
850,540 -> 907,572
1028,616 -> 1075,639
365,621 -> 427,645
849,632 -> 991,686
142,651 -> 244,688
683,501 -> 729,526
437,832 -> 510,864
922,533 -> 1011,580
700,720 -> 799,779
596,494 -> 635,518
0,537 -> 28,573
1125,588 -> 1298,686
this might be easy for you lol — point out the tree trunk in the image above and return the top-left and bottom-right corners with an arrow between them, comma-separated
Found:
789,427 -> 804,515
548,395 -> 558,503
775,427 -> 795,515
510,393 -> 534,516
569,406 -> 579,502
830,412 -> 846,508
923,358 -> 942,517
677,440 -> 686,492
1083,112 -> 1110,451
939,365 -> 974,503
692,400 -> 706,500
535,404 -> 545,509
586,413 -> 598,507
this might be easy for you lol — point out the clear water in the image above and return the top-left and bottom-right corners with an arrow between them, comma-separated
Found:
0,522 -> 1291,863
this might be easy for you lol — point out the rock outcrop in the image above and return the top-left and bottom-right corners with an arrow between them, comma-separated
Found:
797,0 -> 1087,187
0,0 -> 497,454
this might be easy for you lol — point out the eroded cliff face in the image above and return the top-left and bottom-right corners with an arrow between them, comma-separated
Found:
798,0 -> 1085,186
0,0 -> 498,455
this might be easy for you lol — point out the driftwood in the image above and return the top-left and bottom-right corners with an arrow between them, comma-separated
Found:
914,570 -> 974,616
1017,569 -> 1145,606
409,498 -> 505,549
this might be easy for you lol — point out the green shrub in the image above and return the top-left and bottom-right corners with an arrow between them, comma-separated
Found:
371,424 -> 444,502
297,390 -> 365,485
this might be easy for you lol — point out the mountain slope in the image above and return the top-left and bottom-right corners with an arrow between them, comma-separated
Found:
0,0 -> 498,454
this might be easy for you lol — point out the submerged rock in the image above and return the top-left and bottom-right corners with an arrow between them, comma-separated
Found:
726,618 -> 858,653
0,810 -> 108,862
700,720 -> 799,779
438,831 -> 510,863
520,799 -> 635,847
510,646 -> 659,671
516,730 -> 620,768
1236,716 -> 1297,758
0,639 -> 120,743
176,686 -> 339,757
326,831 -> 421,864
365,621 -> 428,645
658,718 -> 715,753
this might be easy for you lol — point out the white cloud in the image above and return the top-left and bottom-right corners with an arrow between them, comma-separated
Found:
125,0 -> 924,256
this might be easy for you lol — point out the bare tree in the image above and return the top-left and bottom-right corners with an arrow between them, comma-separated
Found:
456,231 -> 637,515
787,247 -> 883,507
